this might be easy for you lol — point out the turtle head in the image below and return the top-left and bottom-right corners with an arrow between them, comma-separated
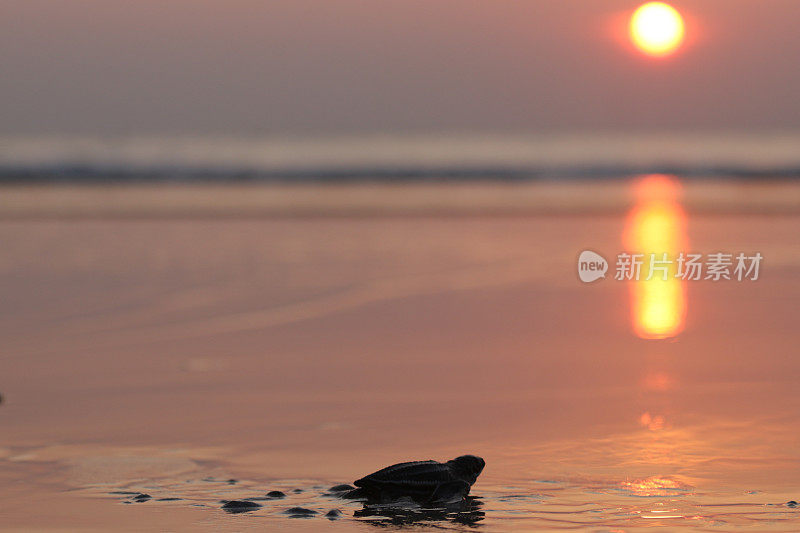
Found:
447,455 -> 485,485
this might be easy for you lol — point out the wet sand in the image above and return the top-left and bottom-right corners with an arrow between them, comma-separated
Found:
1,181 -> 799,530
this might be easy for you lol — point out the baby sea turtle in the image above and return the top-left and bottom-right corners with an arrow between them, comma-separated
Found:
348,455 -> 485,504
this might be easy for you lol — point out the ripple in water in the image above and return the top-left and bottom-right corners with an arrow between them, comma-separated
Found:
91,474 -> 800,531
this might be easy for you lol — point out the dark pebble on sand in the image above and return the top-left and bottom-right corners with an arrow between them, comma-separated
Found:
284,507 -> 317,517
328,484 -> 355,493
157,498 -> 183,501
132,493 -> 151,502
221,500 -> 262,513
266,490 -> 286,498
292,488 -> 304,493
788,501 -> 798,508
226,479 -> 237,484
325,509 -> 342,519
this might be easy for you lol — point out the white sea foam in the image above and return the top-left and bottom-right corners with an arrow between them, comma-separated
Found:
0,133 -> 799,177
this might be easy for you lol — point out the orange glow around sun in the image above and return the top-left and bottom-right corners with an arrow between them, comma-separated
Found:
630,2 -> 685,57
624,175 -> 688,339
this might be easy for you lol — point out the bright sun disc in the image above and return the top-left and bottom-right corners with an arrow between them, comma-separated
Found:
630,2 -> 685,57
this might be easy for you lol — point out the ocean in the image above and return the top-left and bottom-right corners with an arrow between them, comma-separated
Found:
1,138 -> 799,531
2,133 -> 800,181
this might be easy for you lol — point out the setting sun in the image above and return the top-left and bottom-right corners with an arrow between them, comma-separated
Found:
630,2 -> 685,57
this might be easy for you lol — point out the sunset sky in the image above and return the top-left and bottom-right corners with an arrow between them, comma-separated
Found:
1,0 -> 799,136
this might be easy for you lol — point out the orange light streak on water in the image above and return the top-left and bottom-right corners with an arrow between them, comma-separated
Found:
621,476 -> 688,497
624,175 -> 688,339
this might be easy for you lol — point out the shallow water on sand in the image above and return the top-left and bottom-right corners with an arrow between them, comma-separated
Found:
1,210 -> 799,530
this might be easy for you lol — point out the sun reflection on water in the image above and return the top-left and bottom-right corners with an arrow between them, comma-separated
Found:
624,175 -> 688,339
621,476 -> 689,497
639,411 -> 667,431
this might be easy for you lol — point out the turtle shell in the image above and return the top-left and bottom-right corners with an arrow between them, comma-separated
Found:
354,460 -> 470,503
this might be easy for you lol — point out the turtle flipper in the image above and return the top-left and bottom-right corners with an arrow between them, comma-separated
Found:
429,481 -> 470,505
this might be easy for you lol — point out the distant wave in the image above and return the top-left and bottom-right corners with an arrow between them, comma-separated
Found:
1,134 -> 799,181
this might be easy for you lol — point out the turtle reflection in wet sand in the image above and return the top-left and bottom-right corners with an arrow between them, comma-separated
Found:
345,455 -> 485,505
354,496 -> 485,526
